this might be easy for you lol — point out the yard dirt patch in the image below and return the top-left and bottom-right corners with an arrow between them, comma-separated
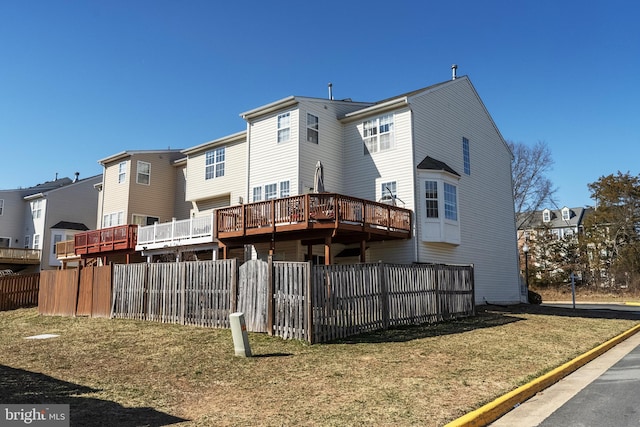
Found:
1,305 -> 638,426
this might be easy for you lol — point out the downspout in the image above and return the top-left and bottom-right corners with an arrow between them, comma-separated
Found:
409,104 -> 420,263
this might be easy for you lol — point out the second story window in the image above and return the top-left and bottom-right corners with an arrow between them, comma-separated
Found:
137,161 -> 151,185
280,181 -> 290,198
265,183 -> 278,200
205,147 -> 225,180
444,183 -> 458,220
380,181 -> 397,204
252,187 -> 262,202
277,112 -> 290,143
307,113 -> 319,144
33,234 -> 40,250
118,161 -> 127,183
363,114 -> 394,154
562,207 -> 571,221
0,199 -> 4,216
542,209 -> 551,223
425,181 -> 439,218
463,137 -> 471,175
31,199 -> 42,219
103,211 -> 124,228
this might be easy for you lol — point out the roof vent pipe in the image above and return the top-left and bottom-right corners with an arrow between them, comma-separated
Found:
451,64 -> 458,80
73,172 -> 79,182
328,82 -> 333,100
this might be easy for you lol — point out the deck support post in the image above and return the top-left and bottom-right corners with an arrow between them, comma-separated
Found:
360,240 -> 366,263
324,236 -> 331,265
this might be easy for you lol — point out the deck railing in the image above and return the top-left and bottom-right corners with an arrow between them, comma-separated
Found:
74,224 -> 138,255
136,214 -> 215,250
0,248 -> 41,264
217,193 -> 412,237
55,240 -> 76,258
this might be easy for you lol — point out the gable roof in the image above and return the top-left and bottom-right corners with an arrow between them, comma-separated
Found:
416,156 -> 460,177
517,207 -> 588,230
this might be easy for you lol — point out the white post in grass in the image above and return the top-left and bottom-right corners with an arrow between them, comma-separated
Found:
229,312 -> 252,357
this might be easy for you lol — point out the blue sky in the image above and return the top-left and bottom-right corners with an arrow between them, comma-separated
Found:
1,0 -> 638,209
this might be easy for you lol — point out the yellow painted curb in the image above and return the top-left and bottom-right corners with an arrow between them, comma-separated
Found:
444,323 -> 640,427
624,302 -> 640,306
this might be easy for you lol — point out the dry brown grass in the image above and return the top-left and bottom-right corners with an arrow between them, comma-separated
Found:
1,305 -> 638,426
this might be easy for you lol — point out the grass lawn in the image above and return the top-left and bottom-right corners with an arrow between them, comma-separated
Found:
0,305 -> 638,426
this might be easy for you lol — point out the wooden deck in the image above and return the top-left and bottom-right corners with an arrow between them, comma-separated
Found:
74,225 -> 138,255
0,248 -> 41,265
216,193 -> 412,245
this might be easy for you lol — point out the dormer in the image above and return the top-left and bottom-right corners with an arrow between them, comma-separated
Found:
542,209 -> 552,223
561,206 -> 571,221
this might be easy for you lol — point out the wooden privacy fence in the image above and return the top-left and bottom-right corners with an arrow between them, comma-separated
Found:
38,265 -> 113,317
0,274 -> 40,311
110,260 -> 474,344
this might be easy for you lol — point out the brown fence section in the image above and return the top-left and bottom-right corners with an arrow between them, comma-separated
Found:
110,260 -> 474,344
0,274 -> 40,310
38,265 -> 113,317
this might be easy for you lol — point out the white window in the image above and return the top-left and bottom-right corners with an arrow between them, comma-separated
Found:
280,181 -> 290,198
265,183 -> 278,200
542,209 -> 551,223
380,181 -> 397,204
277,112 -> 290,143
33,234 -> 40,250
205,147 -> 225,180
363,114 -> 394,154
252,187 -> 262,202
52,234 -> 62,254
103,211 -> 124,228
0,199 -> 4,215
307,113 -> 319,144
562,207 -> 570,221
118,161 -> 127,183
136,161 -> 151,185
463,137 -> 471,175
444,183 -> 458,221
24,235 -> 30,249
425,181 -> 438,218
31,199 -> 43,219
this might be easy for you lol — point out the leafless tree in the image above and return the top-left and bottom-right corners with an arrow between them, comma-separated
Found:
509,140 -> 557,227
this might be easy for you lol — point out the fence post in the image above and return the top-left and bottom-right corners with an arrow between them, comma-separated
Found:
470,264 -> 475,315
230,258 -> 238,313
435,264 -> 442,322
306,260 -> 313,344
73,265 -> 83,317
380,262 -> 389,330
267,255 -> 274,336
143,263 -> 149,320
180,263 -> 186,325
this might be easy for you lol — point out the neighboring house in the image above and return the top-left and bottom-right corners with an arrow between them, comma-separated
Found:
76,73 -> 522,305
0,174 -> 101,272
516,206 -> 589,283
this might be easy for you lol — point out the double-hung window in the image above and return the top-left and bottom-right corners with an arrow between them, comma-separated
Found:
33,234 -> 40,250
277,112 -> 290,143
103,211 -> 124,228
205,147 -> 225,180
264,183 -> 278,200
0,199 -> 4,215
137,161 -> 151,185
31,199 -> 42,219
118,161 -> 127,183
425,181 -> 439,218
252,187 -> 262,203
307,113 -> 319,144
280,181 -> 290,198
380,181 -> 397,204
363,114 -> 394,154
444,183 -> 458,220
254,180 -> 291,201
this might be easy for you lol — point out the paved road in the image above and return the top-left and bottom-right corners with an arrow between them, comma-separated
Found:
491,303 -> 640,427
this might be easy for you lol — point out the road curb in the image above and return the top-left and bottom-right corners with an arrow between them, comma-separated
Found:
444,323 -> 640,427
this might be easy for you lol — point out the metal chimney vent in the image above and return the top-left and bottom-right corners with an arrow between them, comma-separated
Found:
451,64 -> 458,80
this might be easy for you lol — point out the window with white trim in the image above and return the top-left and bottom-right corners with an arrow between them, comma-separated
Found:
136,161 -> 151,185
265,183 -> 278,200
52,234 -> 62,254
307,113 -> 318,144
444,183 -> 458,220
24,235 -> 30,249
542,209 -> 551,223
363,114 -> 394,154
277,112 -> 290,143
205,147 -> 225,180
103,211 -> 124,228
280,181 -> 290,198
425,181 -> 438,218
118,161 -> 127,183
0,199 -> 4,215
33,234 -> 40,250
463,137 -> 471,175
31,199 -> 42,219
380,181 -> 397,204
252,187 -> 262,202
561,207 -> 570,221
